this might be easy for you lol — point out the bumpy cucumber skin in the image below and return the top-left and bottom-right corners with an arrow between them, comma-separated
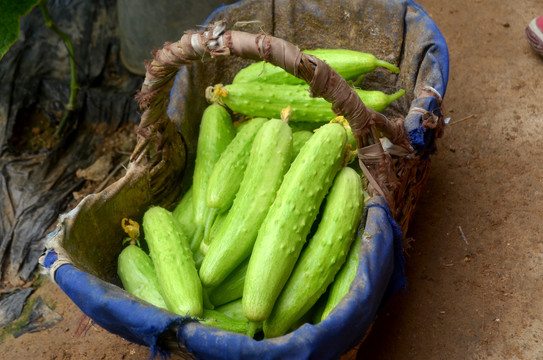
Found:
172,187 -> 197,240
263,167 -> 364,338
192,104 -> 236,226
206,117 -> 268,212
243,123 -> 348,322
232,48 -> 399,85
143,206 -> 203,317
199,119 -> 292,289
208,258 -> 249,307
320,228 -> 364,321
117,244 -> 168,310
222,84 -> 405,122
292,130 -> 313,159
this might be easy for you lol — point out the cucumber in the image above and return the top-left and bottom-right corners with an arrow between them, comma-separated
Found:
292,130 -> 313,159
199,119 -> 292,289
232,48 -> 399,85
172,187 -> 197,240
211,299 -> 264,337
263,167 -> 364,337
243,122 -> 348,322
202,117 -> 269,246
193,248 -> 205,270
206,117 -> 268,212
143,206 -> 203,317
210,83 -> 405,122
199,210 -> 228,256
199,309 -> 250,334
117,241 -> 168,310
320,228 -> 364,321
192,104 -> 236,251
215,299 -> 244,320
208,258 -> 249,307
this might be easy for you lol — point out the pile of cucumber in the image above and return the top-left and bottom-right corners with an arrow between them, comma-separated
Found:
117,49 -> 402,339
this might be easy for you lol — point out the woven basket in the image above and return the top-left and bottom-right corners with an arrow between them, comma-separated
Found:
39,1 -> 448,359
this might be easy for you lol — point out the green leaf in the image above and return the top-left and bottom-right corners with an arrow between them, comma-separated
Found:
0,0 -> 41,61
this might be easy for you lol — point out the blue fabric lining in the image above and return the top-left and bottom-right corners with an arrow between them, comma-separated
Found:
365,201 -> 407,305
404,96 -> 443,154
53,264 -> 191,359
42,248 -> 58,268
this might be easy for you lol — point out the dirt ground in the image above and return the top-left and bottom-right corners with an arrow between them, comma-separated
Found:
2,0 -> 543,359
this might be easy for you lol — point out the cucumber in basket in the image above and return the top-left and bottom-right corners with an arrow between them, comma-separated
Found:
191,104 -> 236,252
172,186 -> 197,240
232,48 -> 399,85
292,130 -> 313,159
143,206 -> 203,317
208,83 -> 405,122
208,258 -> 249,307
117,219 -> 168,310
263,166 -> 365,338
199,118 -> 292,289
199,209 -> 228,256
320,227 -> 365,322
202,117 -> 269,247
243,122 -> 348,323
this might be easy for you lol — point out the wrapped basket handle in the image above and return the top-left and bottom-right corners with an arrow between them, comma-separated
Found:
134,21 -> 407,214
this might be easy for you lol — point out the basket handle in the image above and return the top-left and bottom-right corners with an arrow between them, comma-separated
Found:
134,21 -> 407,213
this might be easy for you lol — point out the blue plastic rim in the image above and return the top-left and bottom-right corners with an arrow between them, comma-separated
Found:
42,1 -> 449,359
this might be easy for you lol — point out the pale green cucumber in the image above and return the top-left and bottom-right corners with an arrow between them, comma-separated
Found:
215,299 -> 244,320
172,187 -> 197,240
192,104 -> 235,252
202,117 -> 269,247
208,258 -> 249,307
199,309 -> 250,334
232,48 -> 399,85
288,121 -> 327,133
292,130 -> 313,159
213,83 -> 405,122
206,117 -> 269,212
311,292 -> 329,325
263,167 -> 364,338
200,210 -> 228,255
193,248 -> 205,270
143,206 -> 203,317
320,228 -> 364,321
117,242 -> 168,310
199,119 -> 292,288
243,122 -> 348,322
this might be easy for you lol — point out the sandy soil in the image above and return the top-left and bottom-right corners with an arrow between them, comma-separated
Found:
2,0 -> 543,359
359,0 -> 543,359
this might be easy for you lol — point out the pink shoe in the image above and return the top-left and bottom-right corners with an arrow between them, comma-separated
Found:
526,17 -> 543,55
